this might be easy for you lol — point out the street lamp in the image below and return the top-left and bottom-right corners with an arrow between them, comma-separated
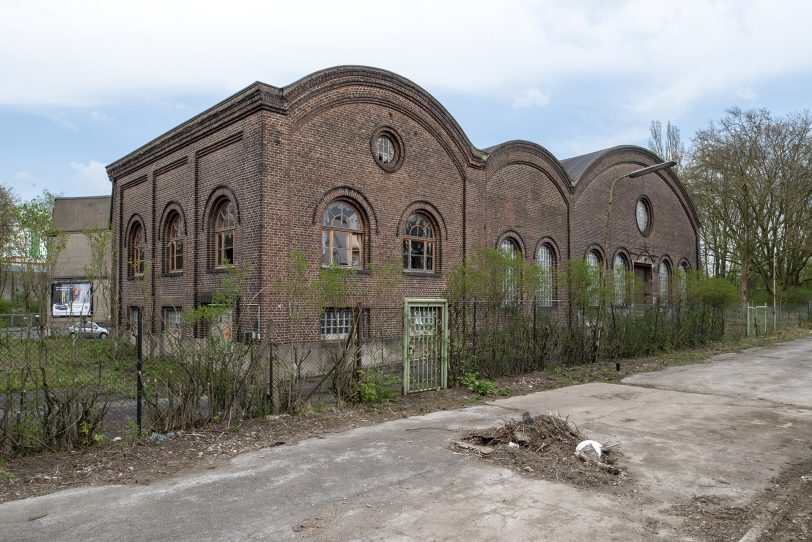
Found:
599,160 -> 677,370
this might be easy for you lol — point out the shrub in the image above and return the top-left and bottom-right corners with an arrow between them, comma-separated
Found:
458,372 -> 507,396
783,287 -> 812,305
688,274 -> 738,308
352,368 -> 400,403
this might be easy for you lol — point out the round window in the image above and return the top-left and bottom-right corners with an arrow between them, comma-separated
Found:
636,198 -> 651,234
376,136 -> 394,164
370,127 -> 404,172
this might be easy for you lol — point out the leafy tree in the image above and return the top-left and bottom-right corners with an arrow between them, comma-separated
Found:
0,184 -> 18,302
8,191 -> 65,323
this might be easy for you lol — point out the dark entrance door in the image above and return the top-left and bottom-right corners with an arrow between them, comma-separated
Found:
633,264 -> 652,304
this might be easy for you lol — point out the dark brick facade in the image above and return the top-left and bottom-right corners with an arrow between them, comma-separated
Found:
107,66 -> 700,341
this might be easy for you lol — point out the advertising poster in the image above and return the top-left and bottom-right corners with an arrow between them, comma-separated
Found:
52,282 -> 93,317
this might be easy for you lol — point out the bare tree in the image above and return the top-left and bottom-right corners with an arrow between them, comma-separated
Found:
649,120 -> 687,173
686,108 -> 812,305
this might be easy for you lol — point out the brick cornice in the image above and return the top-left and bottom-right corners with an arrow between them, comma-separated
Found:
107,84 -> 282,180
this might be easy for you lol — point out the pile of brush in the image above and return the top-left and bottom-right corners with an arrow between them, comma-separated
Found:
453,412 -> 624,480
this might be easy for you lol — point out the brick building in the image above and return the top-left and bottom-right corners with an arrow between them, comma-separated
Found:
107,66 -> 700,342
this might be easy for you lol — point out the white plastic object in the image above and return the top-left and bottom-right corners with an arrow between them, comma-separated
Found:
575,440 -> 602,457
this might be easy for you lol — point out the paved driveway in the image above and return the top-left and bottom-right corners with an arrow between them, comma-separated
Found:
2,336 -> 810,541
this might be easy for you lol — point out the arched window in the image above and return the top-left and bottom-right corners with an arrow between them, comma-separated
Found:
403,213 -> 435,271
678,262 -> 690,303
536,244 -> 555,307
586,249 -> 602,307
500,238 -> 520,304
129,222 -> 145,277
214,200 -> 236,267
613,254 -> 629,306
658,261 -> 671,304
322,201 -> 363,268
165,212 -> 184,273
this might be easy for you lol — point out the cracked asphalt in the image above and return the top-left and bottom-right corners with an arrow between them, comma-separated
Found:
1,336 -> 810,541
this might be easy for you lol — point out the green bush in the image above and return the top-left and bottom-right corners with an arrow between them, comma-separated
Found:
688,274 -> 738,308
458,372 -> 508,396
352,368 -> 400,403
783,287 -> 812,305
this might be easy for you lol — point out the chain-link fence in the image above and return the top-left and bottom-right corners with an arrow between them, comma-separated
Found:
2,300 -> 810,455
724,302 -> 812,339
0,326 -> 137,455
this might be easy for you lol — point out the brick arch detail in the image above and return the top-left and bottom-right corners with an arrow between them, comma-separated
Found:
496,229 -> 527,258
533,236 -> 562,267
157,201 -> 188,241
312,185 -> 379,234
202,185 -> 241,232
395,200 -> 448,241
124,213 -> 146,249
584,243 -> 606,265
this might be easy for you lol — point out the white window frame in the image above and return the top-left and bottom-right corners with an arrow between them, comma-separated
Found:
320,307 -> 354,340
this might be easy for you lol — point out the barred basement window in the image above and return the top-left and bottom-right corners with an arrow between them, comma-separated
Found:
320,307 -> 353,340
163,307 -> 182,336
128,306 -> 141,332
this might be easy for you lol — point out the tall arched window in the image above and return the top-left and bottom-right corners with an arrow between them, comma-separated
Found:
403,213 -> 435,271
678,262 -> 689,303
322,201 -> 363,268
165,212 -> 184,273
536,244 -> 555,307
500,238 -> 520,304
613,254 -> 629,306
214,201 -> 236,267
658,261 -> 671,304
129,222 -> 145,277
586,249 -> 602,307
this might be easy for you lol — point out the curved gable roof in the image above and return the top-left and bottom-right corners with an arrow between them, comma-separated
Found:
482,140 -> 573,200
565,145 -> 700,230
283,65 -> 486,169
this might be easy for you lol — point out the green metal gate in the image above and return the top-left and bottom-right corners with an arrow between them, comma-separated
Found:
403,298 -> 448,394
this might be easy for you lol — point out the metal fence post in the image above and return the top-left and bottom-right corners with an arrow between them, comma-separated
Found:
267,318 -> 276,412
136,309 -> 143,436
472,301 -> 477,355
532,298 -> 537,361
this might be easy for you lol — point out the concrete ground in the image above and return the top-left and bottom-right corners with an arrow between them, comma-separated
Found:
2,336 -> 810,541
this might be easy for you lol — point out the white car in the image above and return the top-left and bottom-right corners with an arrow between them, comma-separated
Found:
68,322 -> 109,339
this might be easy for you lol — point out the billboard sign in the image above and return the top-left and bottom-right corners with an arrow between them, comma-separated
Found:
52,282 -> 93,317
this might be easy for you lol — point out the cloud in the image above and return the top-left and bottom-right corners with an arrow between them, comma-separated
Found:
13,171 -> 38,183
0,0 -> 809,110
511,89 -> 551,109
736,87 -> 758,101
38,111 -> 79,131
89,109 -> 113,121
69,161 -> 109,195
